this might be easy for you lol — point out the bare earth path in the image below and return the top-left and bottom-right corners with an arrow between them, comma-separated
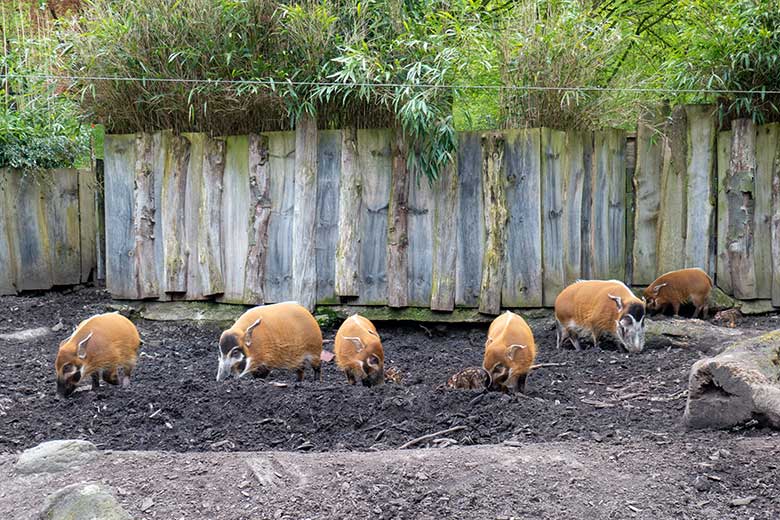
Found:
1,437 -> 779,520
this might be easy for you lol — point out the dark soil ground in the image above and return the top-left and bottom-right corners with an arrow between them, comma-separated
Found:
1,287 -> 779,456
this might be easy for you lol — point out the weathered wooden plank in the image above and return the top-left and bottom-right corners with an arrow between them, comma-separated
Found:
430,159 -> 459,311
78,168 -> 97,283
656,107 -> 687,277
387,129 -> 410,308
6,173 -> 53,291
334,127 -> 361,297
479,132 -> 507,315
580,132 -> 595,279
182,133 -> 206,300
161,132 -> 190,293
150,131 -> 169,301
94,160 -> 106,282
772,138 -> 780,307
316,130 -> 341,304
726,119 -> 758,299
197,137 -> 226,296
132,133 -> 159,298
592,129 -> 626,281
562,131 -> 586,285
624,134 -> 636,284
0,170 -> 17,294
632,108 -> 667,285
541,128 -> 565,306
753,123 -> 778,299
104,134 -> 136,299
357,129 -> 392,305
684,105 -> 716,275
292,114 -> 319,311
264,131 -> 296,303
502,128 -> 542,308
716,131 -> 733,295
221,136 -> 251,303
456,132 -> 484,307
243,134 -> 270,305
47,169 -> 81,286
407,171 -> 434,307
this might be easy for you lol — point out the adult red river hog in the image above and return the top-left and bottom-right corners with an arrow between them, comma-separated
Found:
482,311 -> 537,393
643,267 -> 713,318
217,302 -> 322,382
555,280 -> 646,354
334,314 -> 384,387
54,312 -> 141,398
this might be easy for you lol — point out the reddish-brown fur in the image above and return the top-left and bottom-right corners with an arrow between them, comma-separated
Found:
482,311 -> 537,393
334,314 -> 385,386
555,280 -> 646,352
54,312 -> 141,397
219,302 -> 322,381
643,268 -> 713,318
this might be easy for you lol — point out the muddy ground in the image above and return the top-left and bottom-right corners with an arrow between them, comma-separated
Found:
0,287 -> 779,518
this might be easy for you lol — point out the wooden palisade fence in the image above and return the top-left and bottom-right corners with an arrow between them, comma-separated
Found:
79,105 -> 780,312
0,168 -> 99,295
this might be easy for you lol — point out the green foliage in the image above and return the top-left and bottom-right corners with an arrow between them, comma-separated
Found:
663,0 -> 780,124
0,2 -> 89,172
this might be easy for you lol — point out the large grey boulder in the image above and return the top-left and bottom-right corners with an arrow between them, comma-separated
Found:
16,440 -> 98,475
39,482 -> 131,520
684,330 -> 780,429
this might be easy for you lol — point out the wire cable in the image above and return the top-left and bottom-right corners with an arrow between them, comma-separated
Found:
3,72 -> 780,96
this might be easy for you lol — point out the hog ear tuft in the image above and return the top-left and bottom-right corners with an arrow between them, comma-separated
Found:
366,354 -> 380,368
607,293 -> 623,312
243,318 -> 262,347
652,283 -> 667,294
77,332 -> 93,359
506,344 -> 527,360
344,336 -> 365,352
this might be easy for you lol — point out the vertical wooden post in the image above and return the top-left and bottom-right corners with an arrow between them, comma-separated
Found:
753,123 -> 778,299
726,119 -> 758,299
387,127 -> 410,308
198,137 -> 226,296
0,169 -> 16,295
292,113 -> 319,311
502,129 -> 542,308
632,107 -> 667,285
479,132 -> 507,315
48,169 -> 82,286
161,133 -> 190,293
716,130 -> 733,295
430,158 -> 459,311
335,126 -> 361,297
132,133 -> 159,298
541,128 -> 565,306
244,134 -> 272,304
684,105 -> 716,275
772,143 -> 780,307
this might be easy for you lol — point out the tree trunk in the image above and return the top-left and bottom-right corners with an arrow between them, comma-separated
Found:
479,132 -> 507,315
244,134 -> 272,305
387,128 -> 410,308
334,126 -> 361,297
726,119 -> 757,299
292,114 -> 319,311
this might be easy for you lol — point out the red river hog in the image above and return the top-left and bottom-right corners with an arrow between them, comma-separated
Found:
217,302 -> 322,382
334,314 -> 384,387
54,312 -> 141,398
643,267 -> 713,318
482,311 -> 537,394
555,280 -> 646,354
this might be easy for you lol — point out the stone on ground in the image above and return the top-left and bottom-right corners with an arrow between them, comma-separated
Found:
16,440 -> 97,475
684,330 -> 780,429
39,482 -> 131,520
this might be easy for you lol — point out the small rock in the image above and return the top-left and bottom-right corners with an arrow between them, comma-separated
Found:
730,496 -> 757,507
415,472 -> 429,481
16,440 -> 97,474
40,482 -> 131,520
140,497 -> 155,512
51,320 -> 64,332
693,476 -> 711,492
